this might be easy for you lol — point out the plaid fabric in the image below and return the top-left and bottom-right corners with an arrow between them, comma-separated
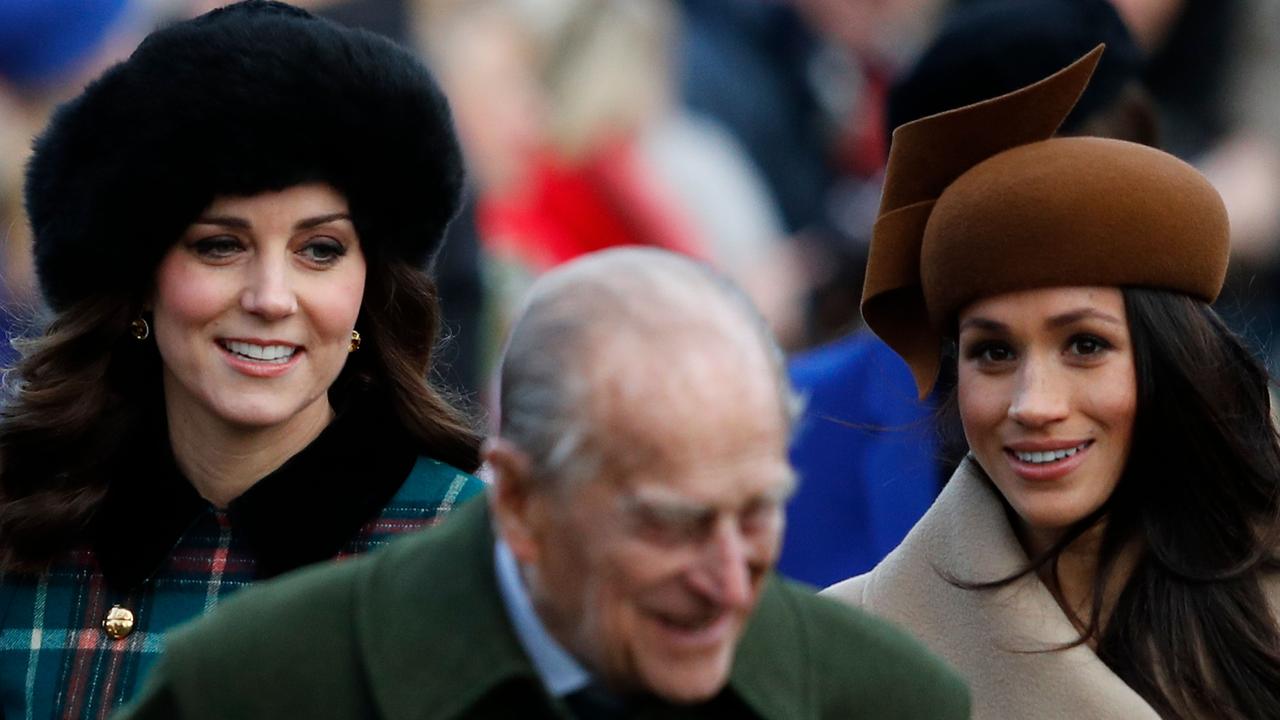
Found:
0,457 -> 484,720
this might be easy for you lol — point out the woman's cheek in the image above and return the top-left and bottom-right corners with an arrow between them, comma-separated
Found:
152,254 -> 230,327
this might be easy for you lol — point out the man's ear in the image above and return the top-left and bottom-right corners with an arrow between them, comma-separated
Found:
484,437 -> 543,566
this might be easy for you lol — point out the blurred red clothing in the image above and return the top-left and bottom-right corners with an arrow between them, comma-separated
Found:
477,140 -> 706,272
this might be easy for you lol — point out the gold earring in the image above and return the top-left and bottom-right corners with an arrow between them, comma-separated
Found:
349,329 -> 361,353
130,317 -> 150,341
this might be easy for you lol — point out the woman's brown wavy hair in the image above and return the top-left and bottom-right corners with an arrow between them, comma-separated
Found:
0,248 -> 482,572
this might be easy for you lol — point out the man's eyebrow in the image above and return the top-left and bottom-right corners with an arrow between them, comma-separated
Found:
623,491 -> 707,518
626,473 -> 798,517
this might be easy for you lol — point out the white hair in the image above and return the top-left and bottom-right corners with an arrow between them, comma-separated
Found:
496,248 -> 798,489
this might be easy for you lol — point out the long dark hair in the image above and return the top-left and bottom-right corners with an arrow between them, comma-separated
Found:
960,287 -> 1280,718
0,251 -> 481,572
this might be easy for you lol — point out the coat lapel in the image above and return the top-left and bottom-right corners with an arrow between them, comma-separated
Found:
829,458 -> 1160,720
353,499 -> 551,720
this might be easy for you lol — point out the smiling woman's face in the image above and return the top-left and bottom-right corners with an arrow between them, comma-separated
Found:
957,286 -> 1137,551
151,182 -> 366,435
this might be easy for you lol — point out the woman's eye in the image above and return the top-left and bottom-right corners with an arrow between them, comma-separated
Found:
1068,335 -> 1110,356
298,238 -> 346,265
965,341 -> 1014,364
192,236 -> 243,259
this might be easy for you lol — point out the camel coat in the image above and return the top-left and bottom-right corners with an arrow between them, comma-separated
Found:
824,457 -> 1160,720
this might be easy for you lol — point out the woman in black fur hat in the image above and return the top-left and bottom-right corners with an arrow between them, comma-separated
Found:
0,2 -> 485,716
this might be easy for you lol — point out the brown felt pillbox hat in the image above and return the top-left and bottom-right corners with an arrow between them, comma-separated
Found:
862,45 -> 1230,398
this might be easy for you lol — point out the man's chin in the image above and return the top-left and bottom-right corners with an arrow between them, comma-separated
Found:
636,647 -> 736,705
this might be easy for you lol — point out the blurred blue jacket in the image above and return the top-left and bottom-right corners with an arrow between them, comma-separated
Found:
780,330 -> 940,587
0,0 -> 129,89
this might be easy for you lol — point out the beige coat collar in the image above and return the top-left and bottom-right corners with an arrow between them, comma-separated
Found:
824,458 -> 1159,720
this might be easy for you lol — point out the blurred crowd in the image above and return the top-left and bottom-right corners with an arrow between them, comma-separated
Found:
5,0 -> 1280,364
3,0 -> 1280,579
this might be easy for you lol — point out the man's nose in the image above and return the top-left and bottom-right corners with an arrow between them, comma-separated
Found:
1007,354 -> 1070,428
690,519 -> 754,609
240,254 -> 298,319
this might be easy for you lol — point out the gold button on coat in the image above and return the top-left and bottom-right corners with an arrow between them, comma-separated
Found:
103,605 -> 135,640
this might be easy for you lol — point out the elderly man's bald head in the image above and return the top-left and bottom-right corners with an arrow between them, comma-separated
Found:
497,247 -> 793,485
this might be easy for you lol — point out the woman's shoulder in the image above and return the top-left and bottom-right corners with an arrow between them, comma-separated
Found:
823,570 -> 872,605
341,458 -> 486,555
822,459 -> 999,602
389,457 -> 486,508
0,568 -> 15,626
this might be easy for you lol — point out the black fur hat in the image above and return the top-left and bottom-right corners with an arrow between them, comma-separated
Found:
25,0 -> 464,312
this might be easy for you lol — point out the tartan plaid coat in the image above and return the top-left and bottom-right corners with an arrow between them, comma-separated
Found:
0,396 -> 484,720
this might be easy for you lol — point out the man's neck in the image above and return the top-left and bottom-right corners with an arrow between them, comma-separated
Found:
167,399 -> 334,508
492,539 -> 594,698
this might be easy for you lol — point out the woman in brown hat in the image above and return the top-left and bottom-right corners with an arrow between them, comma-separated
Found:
826,47 -> 1280,719
0,2 -> 485,717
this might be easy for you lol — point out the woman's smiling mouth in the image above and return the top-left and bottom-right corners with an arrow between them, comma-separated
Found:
216,339 -> 304,377
219,339 -> 299,363
1010,442 -> 1090,464
1003,440 -> 1094,481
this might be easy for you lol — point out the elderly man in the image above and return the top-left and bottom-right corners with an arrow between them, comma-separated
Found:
118,249 -> 969,719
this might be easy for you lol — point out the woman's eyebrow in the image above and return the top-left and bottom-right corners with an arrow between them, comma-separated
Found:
958,317 -> 1007,333
1047,308 -> 1123,327
295,212 -> 352,230
192,215 -> 250,229
189,213 -> 351,231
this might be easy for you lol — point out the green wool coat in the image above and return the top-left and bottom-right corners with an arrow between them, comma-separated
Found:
116,498 -> 970,719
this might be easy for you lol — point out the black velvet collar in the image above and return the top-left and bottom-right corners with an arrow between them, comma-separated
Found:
92,389 -> 420,591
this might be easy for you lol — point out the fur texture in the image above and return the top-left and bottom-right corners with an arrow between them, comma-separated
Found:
25,0 -> 464,311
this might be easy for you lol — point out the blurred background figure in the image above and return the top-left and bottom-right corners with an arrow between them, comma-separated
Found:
888,0 -> 1153,143
418,0 -> 808,375
1126,0 -> 1280,374
677,0 -> 944,347
0,0 -> 148,367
